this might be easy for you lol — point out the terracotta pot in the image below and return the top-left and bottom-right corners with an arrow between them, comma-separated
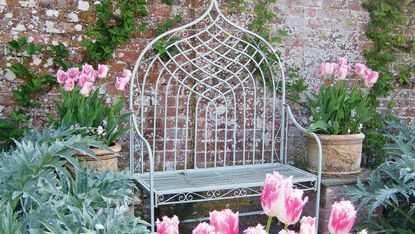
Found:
306,133 -> 365,177
75,143 -> 121,171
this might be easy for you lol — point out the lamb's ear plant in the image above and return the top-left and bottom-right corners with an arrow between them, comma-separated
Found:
344,121 -> 415,233
0,127 -> 149,233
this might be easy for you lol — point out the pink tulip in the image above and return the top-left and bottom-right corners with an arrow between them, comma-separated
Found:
97,64 -> 109,78
80,81 -> 93,97
261,172 -> 289,217
56,69 -> 67,84
64,77 -> 75,91
81,63 -> 94,75
328,201 -> 356,234
317,63 -> 326,77
156,216 -> 180,234
78,73 -> 89,87
364,70 -> 379,88
336,65 -> 349,80
192,222 -> 216,234
278,230 -> 297,234
276,188 -> 308,226
243,224 -> 267,234
209,209 -> 239,234
337,57 -> 348,67
325,63 -> 338,75
354,63 -> 366,76
357,229 -> 368,234
312,83 -> 320,92
88,70 -> 98,83
67,67 -> 80,80
299,216 -> 316,234
115,77 -> 128,91
120,69 -> 132,83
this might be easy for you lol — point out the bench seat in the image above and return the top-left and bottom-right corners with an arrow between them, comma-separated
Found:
135,164 -> 317,206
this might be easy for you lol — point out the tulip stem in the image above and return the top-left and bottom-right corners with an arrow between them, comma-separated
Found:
265,216 -> 272,233
284,224 -> 289,230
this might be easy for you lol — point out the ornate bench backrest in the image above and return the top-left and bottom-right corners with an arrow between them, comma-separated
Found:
129,0 -> 287,173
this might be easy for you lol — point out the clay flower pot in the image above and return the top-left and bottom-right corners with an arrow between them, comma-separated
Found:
306,133 -> 365,177
75,143 -> 121,171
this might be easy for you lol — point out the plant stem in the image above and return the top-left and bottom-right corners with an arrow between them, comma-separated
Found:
265,216 -> 272,233
284,224 -> 289,230
392,204 -> 415,227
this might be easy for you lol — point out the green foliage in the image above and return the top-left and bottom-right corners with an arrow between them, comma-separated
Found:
344,121 -> 415,232
248,0 -> 305,101
155,15 -> 182,36
0,127 -> 149,233
7,37 -> 58,107
49,88 -> 131,146
162,0 -> 173,5
82,0 -> 149,63
307,81 -> 373,135
0,110 -> 30,150
362,0 -> 415,167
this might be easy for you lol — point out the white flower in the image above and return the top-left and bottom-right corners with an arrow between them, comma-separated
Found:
359,124 -> 363,131
97,126 -> 104,135
95,224 -> 105,230
348,129 -> 351,134
351,109 -> 356,118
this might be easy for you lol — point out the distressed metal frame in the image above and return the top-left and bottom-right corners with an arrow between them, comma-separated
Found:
129,0 -> 322,232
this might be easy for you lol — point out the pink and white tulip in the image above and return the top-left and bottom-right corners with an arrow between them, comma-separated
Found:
337,57 -> 348,67
192,222 -> 216,234
97,64 -> 109,78
80,81 -> 93,97
56,69 -> 67,84
156,216 -> 180,234
67,67 -> 80,80
64,77 -> 75,91
312,82 -> 320,92
336,65 -> 349,80
78,73 -> 89,87
261,172 -> 288,217
363,70 -> 379,88
276,187 -> 308,226
354,63 -> 366,77
299,216 -> 316,234
328,201 -> 356,234
115,77 -> 128,91
81,63 -> 94,76
209,209 -> 239,234
120,69 -> 132,83
88,70 -> 98,83
243,224 -> 267,234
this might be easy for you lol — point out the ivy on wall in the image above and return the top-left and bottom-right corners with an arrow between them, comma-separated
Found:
0,0 -> 182,149
362,0 -> 415,167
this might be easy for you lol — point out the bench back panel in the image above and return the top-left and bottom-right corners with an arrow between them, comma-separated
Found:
130,2 -> 286,173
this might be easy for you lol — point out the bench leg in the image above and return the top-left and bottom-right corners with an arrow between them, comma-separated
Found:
151,191 -> 155,232
314,183 -> 321,232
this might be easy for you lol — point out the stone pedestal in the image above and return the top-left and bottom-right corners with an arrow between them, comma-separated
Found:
314,169 -> 371,233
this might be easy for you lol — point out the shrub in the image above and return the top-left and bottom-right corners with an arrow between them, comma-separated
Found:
0,127 -> 149,233
344,121 -> 415,232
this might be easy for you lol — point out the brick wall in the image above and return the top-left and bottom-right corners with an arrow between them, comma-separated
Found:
0,0 -> 414,161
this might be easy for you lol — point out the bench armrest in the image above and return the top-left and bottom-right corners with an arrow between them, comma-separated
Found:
130,114 -> 155,174
285,105 -> 322,177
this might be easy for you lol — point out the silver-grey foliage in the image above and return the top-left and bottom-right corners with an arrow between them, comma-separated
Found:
344,121 -> 415,233
0,127 -> 149,234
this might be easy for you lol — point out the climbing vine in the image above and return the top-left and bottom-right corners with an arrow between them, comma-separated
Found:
1,0 -> 182,149
362,0 -> 415,167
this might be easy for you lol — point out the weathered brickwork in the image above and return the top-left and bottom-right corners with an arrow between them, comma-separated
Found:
1,0 -> 414,168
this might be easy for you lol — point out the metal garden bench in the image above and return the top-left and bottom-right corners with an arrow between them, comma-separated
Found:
128,0 -> 322,231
